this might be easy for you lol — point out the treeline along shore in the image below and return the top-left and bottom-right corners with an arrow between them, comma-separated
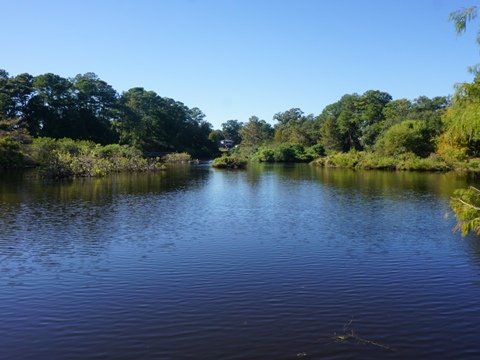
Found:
1,68 -> 479,175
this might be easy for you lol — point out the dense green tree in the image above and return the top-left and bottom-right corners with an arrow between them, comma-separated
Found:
30,73 -> 76,139
273,108 -> 316,146
221,119 -> 243,145
273,108 -> 304,125
355,90 -> 392,149
0,72 -> 35,122
116,87 -> 215,155
180,107 -> 217,157
22,72 -> 118,143
11,73 -> 35,119
116,87 -> 174,151
375,120 -> 434,157
316,93 -> 366,151
0,70 -> 13,118
1,68 -> 217,159
407,96 -> 450,136
318,117 -> 342,152
315,90 -> 392,151
382,98 -> 412,122
69,73 -> 118,144
0,136 -> 24,167
239,115 -> 274,147
208,129 -> 224,145
377,95 -> 449,153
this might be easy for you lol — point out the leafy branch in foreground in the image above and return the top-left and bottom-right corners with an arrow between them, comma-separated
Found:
319,318 -> 396,352
449,6 -> 480,73
450,186 -> 480,236
450,6 -> 478,38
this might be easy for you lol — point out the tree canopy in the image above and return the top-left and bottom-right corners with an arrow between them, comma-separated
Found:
0,69 -> 217,157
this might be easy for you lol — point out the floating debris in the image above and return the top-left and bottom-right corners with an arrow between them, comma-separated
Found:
320,318 -> 396,352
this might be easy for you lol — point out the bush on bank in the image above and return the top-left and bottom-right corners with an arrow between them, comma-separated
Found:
0,136 -> 25,167
29,138 -> 165,179
313,151 -> 453,171
162,152 -> 192,163
250,143 -> 322,163
212,154 -> 248,168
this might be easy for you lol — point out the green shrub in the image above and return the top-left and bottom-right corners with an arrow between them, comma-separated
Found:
375,120 -> 434,158
251,144 -> 313,163
273,145 -> 297,162
30,137 -> 58,164
0,136 -> 24,167
313,151 -> 451,171
95,144 -> 141,159
57,138 -> 94,156
212,154 -> 248,168
162,152 -> 192,163
35,138 -> 165,178
396,153 -> 450,171
306,144 -> 325,158
251,146 -> 274,162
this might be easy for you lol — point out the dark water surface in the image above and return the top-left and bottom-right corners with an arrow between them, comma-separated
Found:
1,164 -> 480,359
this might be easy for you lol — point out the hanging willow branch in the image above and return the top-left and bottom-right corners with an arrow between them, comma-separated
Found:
450,186 -> 480,236
449,6 -> 479,41
449,6 -> 480,73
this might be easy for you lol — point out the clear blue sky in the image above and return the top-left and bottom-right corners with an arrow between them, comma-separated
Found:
1,0 -> 478,129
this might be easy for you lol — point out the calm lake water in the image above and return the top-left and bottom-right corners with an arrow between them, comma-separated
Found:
1,163 -> 480,359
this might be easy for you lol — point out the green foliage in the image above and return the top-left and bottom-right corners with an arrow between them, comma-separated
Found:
32,138 -> 164,178
319,117 -> 342,152
395,153 -> 450,171
375,120 -> 434,157
221,119 -> 243,145
441,76 -> 480,157
251,146 -> 275,162
251,144 -> 313,163
162,152 -> 192,163
94,143 -> 142,159
238,116 -> 274,147
29,137 -> 58,163
208,130 -> 223,145
116,87 -> 215,157
273,108 -> 317,146
450,186 -> 480,236
315,91 -> 393,152
211,154 -> 247,168
0,136 -> 24,167
305,144 -> 325,158
1,68 -> 217,158
272,145 -> 297,162
449,6 -> 480,73
313,151 -> 450,171
356,90 -> 393,148
314,151 -> 363,169
0,118 -> 32,144
450,6 -> 480,69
